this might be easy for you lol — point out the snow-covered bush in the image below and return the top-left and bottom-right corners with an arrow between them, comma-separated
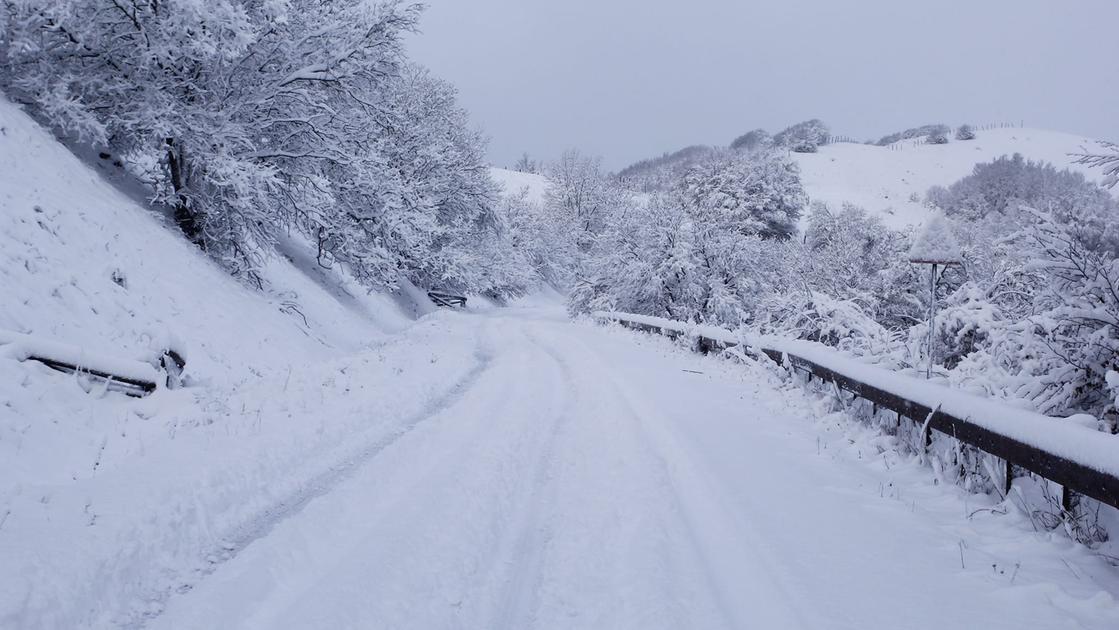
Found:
773,119 -> 830,153
955,124 -> 976,141
928,153 -> 1116,224
875,124 -> 950,146
682,152 -> 806,240
569,192 -> 699,318
926,129 -> 949,144
615,145 -> 721,193
756,290 -> 899,355
1076,141 -> 1119,189
730,128 -> 772,152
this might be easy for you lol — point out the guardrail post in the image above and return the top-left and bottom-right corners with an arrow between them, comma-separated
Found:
1061,486 -> 1077,514
1003,460 -> 1014,496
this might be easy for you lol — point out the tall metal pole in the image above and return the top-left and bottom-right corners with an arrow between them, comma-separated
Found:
927,263 -> 936,379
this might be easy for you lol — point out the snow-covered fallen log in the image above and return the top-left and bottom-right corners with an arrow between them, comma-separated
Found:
593,311 -> 1119,510
0,329 -> 163,396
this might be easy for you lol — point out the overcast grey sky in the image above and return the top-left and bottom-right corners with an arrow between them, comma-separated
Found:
407,1 -> 1119,170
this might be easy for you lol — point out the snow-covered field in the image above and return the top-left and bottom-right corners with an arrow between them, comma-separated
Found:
794,128 -> 1113,229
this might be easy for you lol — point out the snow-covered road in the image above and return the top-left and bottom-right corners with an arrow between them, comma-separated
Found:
145,307 -> 1118,630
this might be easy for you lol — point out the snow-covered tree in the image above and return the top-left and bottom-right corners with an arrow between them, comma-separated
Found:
568,192 -> 699,318
545,150 -> 622,255
1076,141 -> 1119,189
2,0 -> 424,278
730,129 -> 771,152
513,152 -> 539,174
927,154 -> 1116,226
955,124 -> 976,141
773,119 -> 829,153
682,152 -> 806,240
926,129 -> 949,144
876,123 -> 950,146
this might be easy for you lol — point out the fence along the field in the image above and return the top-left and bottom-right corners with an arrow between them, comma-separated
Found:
593,312 -> 1119,512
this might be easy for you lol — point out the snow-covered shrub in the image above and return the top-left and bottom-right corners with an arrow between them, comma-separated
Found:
681,152 -> 806,240
568,192 -> 698,319
955,124 -> 976,141
926,129 -> 949,144
928,154 -> 1116,224
756,291 -> 898,355
500,188 -> 570,289
615,145 -> 721,193
875,124 -> 950,146
730,129 -> 772,152
1076,141 -> 1119,189
799,203 -> 919,328
1007,208 -> 1119,415
773,119 -> 830,153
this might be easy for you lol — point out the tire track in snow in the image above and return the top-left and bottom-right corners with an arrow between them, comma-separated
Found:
529,322 -> 810,629
130,326 -> 499,629
481,323 -> 576,629
144,318 -> 577,629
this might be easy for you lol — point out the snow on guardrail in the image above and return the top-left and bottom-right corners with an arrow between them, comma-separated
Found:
593,310 -> 1119,509
0,329 -> 163,396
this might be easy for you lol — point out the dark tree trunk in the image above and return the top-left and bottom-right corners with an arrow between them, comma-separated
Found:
166,138 -> 204,249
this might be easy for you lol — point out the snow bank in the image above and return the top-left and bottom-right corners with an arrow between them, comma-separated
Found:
753,334 -> 1119,479
594,311 -> 1119,480
0,329 -> 160,385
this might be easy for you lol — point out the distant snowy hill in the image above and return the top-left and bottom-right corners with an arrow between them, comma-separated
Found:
793,127 -> 1112,230
490,167 -> 550,203
614,126 -> 1113,231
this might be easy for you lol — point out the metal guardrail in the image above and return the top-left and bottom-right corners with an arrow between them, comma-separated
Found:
428,291 -> 467,308
2,330 -> 186,397
596,313 -> 1119,511
28,355 -> 158,397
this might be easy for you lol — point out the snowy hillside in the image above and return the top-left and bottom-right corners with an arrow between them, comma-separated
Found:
794,127 -> 1113,229
0,95 -> 489,627
0,95 -> 419,380
490,167 -> 550,204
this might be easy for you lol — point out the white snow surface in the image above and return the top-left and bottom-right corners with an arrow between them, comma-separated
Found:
0,329 -> 161,384
4,97 -> 1119,628
794,128 -> 1113,229
489,167 -> 550,204
136,308 -> 1119,629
